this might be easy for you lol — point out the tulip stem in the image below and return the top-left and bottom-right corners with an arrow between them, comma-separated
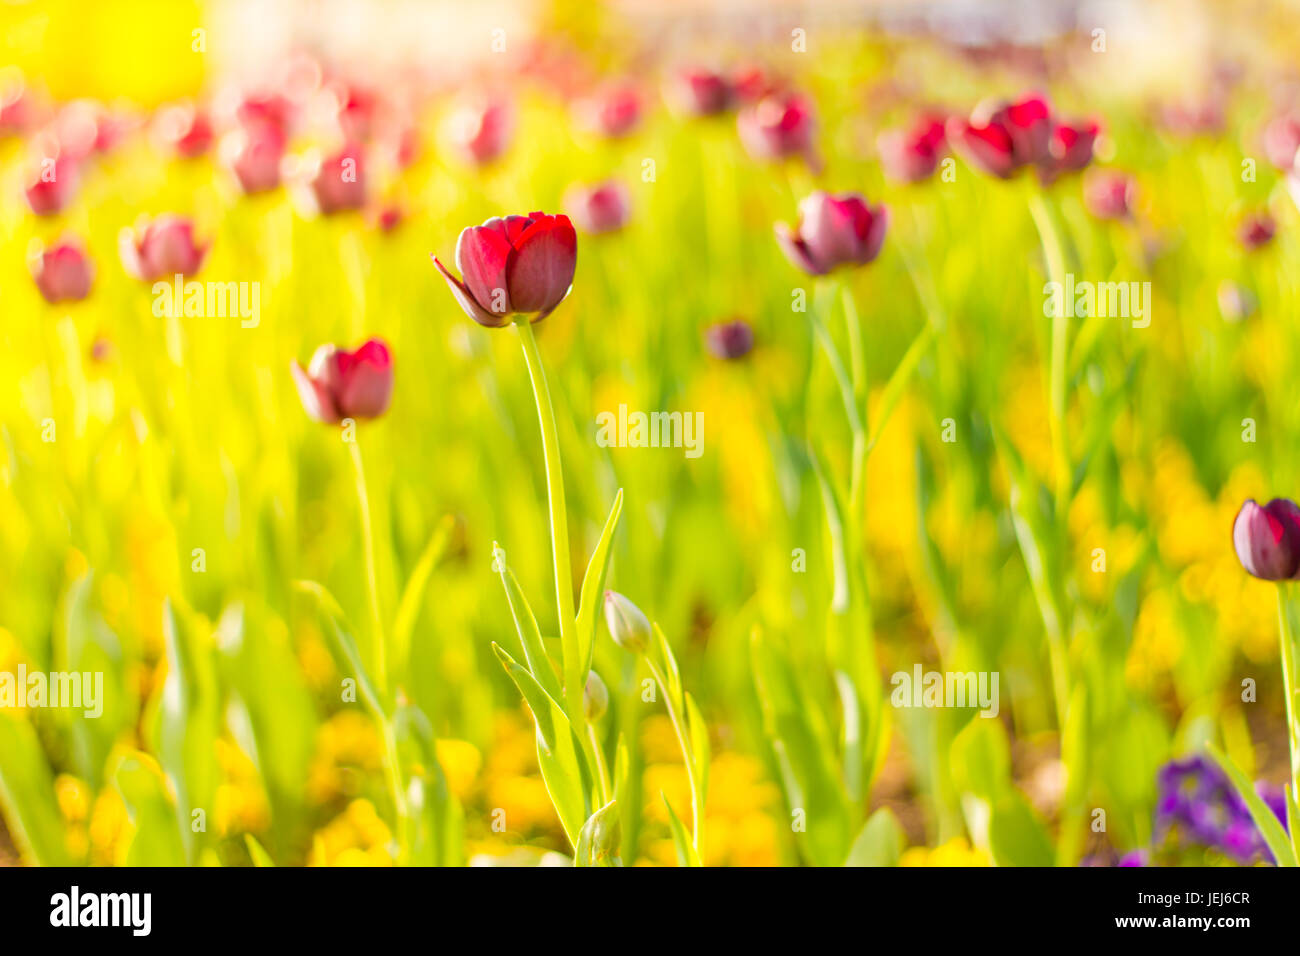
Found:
1278,587 -> 1300,805
348,437 -> 388,694
645,655 -> 704,862
513,318 -> 583,724
1028,192 -> 1072,520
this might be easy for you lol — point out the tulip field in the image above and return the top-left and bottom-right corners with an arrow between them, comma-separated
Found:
3,0 -> 1300,875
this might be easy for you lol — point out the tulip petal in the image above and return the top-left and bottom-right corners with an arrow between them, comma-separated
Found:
506,214 -> 577,314
336,339 -> 393,419
291,359 -> 341,424
455,223 -> 513,317
774,221 -> 825,275
433,255 -> 509,327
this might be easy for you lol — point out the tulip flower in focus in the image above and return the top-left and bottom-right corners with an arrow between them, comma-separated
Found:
604,590 -> 650,653
152,102 -> 213,158
1238,212 -> 1275,251
444,98 -> 512,166
575,83 -> 642,138
1083,169 -> 1136,221
564,180 -> 630,234
432,211 -> 577,327
877,115 -> 947,183
738,91 -> 818,168
119,214 -> 209,281
291,338 -> 394,424
667,67 -> 734,117
705,318 -> 755,359
775,191 -> 888,276
947,94 -> 1051,179
29,236 -> 93,304
25,156 -> 79,216
1232,498 -> 1300,580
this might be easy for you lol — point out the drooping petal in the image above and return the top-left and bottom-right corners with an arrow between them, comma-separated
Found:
454,222 -> 513,317
432,255 -> 508,327
291,359 -> 342,424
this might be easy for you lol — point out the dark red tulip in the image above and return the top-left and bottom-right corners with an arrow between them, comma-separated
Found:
877,115 -> 947,183
432,212 -> 577,327
1083,169 -> 1136,221
576,83 -> 642,138
705,319 -> 754,359
1039,119 -> 1098,183
292,338 -> 393,424
1263,114 -> 1300,171
738,92 -> 817,167
1239,212 -> 1275,251
947,94 -> 1051,179
305,142 -> 367,215
119,215 -> 209,281
445,98 -> 512,166
1233,498 -> 1300,580
24,156 -> 79,216
564,180 -> 630,234
668,68 -> 733,117
153,102 -> 213,158
221,122 -> 286,194
775,191 -> 887,276
30,236 -> 93,304
731,64 -> 773,103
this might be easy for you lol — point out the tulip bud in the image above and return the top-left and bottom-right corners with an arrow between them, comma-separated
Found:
221,121 -> 286,194
564,180 -> 630,235
1238,213 -> 1275,251
432,211 -> 577,327
444,98 -> 512,166
705,318 -> 754,359
876,115 -> 947,183
1233,498 -> 1300,580
152,102 -> 213,158
25,156 -> 79,216
738,92 -> 818,168
291,337 -> 394,424
575,84 -> 642,139
118,214 -> 209,281
667,68 -> 734,118
29,236 -> 93,304
603,590 -> 650,654
1083,169 -> 1136,221
1038,119 -> 1098,184
775,191 -> 888,276
303,142 -> 367,215
584,671 -> 609,722
947,94 -> 1051,179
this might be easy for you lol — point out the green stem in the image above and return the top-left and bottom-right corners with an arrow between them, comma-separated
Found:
1278,586 -> 1300,804
1028,192 -> 1072,519
588,724 -> 611,806
513,319 -> 583,724
378,718 -> 409,863
348,438 -> 387,693
646,657 -> 704,860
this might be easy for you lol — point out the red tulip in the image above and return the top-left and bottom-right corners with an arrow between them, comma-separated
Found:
668,68 -> 733,117
564,180 -> 630,234
371,203 -> 403,233
1233,498 -> 1300,580
305,142 -> 367,215
1239,212 -> 1276,251
576,84 -> 642,138
445,98 -> 512,166
291,338 -> 393,424
877,115 -> 947,183
30,236 -> 93,304
432,212 -> 577,327
24,156 -> 79,216
119,214 -> 209,281
1083,169 -> 1136,221
739,92 -> 817,166
153,102 -> 213,158
947,94 -> 1051,179
705,319 -> 754,359
221,122 -> 286,194
1263,114 -> 1300,171
775,191 -> 888,276
236,90 -> 295,138
1039,119 -> 1098,183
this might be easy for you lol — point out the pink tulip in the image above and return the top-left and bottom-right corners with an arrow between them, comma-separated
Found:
1263,114 -> 1300,171
564,180 -> 631,234
445,98 -> 512,166
775,191 -> 888,276
433,211 -> 577,327
705,319 -> 754,359
1082,169 -> 1136,221
877,115 -> 947,183
668,68 -> 734,117
24,156 -> 79,216
221,122 -> 286,194
119,214 -> 209,281
30,236 -> 93,303
292,338 -> 394,424
153,102 -> 213,158
1233,498 -> 1300,580
1039,119 -> 1098,183
947,94 -> 1052,179
738,92 -> 817,166
576,84 -> 642,138
306,142 -> 367,215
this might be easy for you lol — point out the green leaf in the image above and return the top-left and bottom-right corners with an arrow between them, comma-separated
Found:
296,580 -> 386,718
493,544 -> 562,702
950,716 -> 1011,803
492,643 -> 591,847
845,808 -> 904,867
988,793 -> 1054,867
685,692 -> 711,801
391,515 -> 455,675
661,793 -> 700,867
1208,745 -> 1297,867
576,490 -> 623,675
393,701 -> 465,867
111,751 -> 188,867
245,834 -> 276,867
0,713 -> 70,865
575,799 -> 621,867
